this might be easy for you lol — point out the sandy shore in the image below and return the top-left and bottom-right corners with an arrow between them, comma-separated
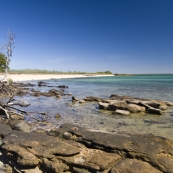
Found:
5,74 -> 114,82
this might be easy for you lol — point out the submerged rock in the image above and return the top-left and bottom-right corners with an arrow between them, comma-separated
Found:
115,109 -> 130,115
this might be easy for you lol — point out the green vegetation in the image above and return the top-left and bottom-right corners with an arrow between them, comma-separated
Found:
114,73 -> 133,76
9,69 -> 113,75
8,78 -> 13,85
96,71 -> 112,74
0,53 -> 8,72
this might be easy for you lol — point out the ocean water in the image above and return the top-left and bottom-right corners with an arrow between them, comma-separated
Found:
19,75 -> 173,140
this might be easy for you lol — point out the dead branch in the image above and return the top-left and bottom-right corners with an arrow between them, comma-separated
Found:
0,106 -> 10,118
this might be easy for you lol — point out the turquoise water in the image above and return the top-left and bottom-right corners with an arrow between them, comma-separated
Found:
20,75 -> 173,140
54,75 -> 173,101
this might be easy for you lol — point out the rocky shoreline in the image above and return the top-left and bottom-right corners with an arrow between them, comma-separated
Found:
0,81 -> 173,172
1,121 -> 173,173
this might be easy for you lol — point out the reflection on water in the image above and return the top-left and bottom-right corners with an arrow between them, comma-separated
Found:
13,75 -> 173,140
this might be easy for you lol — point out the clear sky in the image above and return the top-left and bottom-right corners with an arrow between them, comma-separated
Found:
0,0 -> 173,74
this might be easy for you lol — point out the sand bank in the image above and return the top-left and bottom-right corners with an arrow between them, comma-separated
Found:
6,74 -> 114,82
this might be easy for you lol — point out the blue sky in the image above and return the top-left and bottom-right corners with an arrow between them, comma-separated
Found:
0,0 -> 173,74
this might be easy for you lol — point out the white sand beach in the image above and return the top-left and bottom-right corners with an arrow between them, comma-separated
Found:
6,74 -> 114,82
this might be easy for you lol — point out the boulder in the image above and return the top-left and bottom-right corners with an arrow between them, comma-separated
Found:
79,100 -> 85,104
126,99 -> 140,104
98,102 -> 109,110
159,104 -> 168,110
108,101 -> 128,111
164,101 -> 173,106
127,104 -> 146,113
115,110 -> 130,115
147,107 -> 162,115
2,144 -> 39,167
72,96 -> 79,101
110,158 -> 162,173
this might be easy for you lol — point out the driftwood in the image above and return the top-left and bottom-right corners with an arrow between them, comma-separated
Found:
0,83 -> 50,121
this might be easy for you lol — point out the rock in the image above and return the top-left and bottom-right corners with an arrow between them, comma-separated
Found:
57,123 -> 173,173
56,94 -> 61,98
79,100 -> 85,104
0,122 -> 12,138
110,94 -> 132,100
7,120 -> 31,132
159,104 -> 168,110
63,132 -> 73,139
2,144 -> 39,167
126,99 -> 140,104
147,107 -> 162,115
21,166 -> 42,173
67,93 -> 72,95
2,130 -> 81,159
72,96 -> 79,101
0,160 -> 12,173
38,81 -> 47,87
127,104 -> 146,113
9,113 -> 24,120
47,128 -> 61,136
84,96 -> 105,102
58,85 -> 68,88
110,158 -> 162,173
41,158 -> 69,173
164,101 -> 173,106
48,89 -> 59,96
108,101 -> 128,111
55,113 -> 61,119
98,102 -> 109,110
115,110 -> 130,115
147,102 -> 160,108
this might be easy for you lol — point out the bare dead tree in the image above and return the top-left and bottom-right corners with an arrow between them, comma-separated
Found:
0,30 -> 15,81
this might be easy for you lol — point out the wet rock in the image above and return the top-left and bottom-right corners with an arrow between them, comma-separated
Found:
58,85 -> 68,88
38,81 -> 47,87
98,102 -> 109,110
115,109 -> 130,115
79,100 -> 85,104
147,107 -> 162,115
67,93 -> 72,95
55,114 -> 61,119
108,101 -> 128,111
56,94 -> 61,98
72,96 -> 79,101
48,89 -> 59,96
110,158 -> 162,173
127,104 -> 146,113
84,96 -> 105,102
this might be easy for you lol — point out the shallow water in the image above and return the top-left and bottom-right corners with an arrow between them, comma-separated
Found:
15,75 -> 173,140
